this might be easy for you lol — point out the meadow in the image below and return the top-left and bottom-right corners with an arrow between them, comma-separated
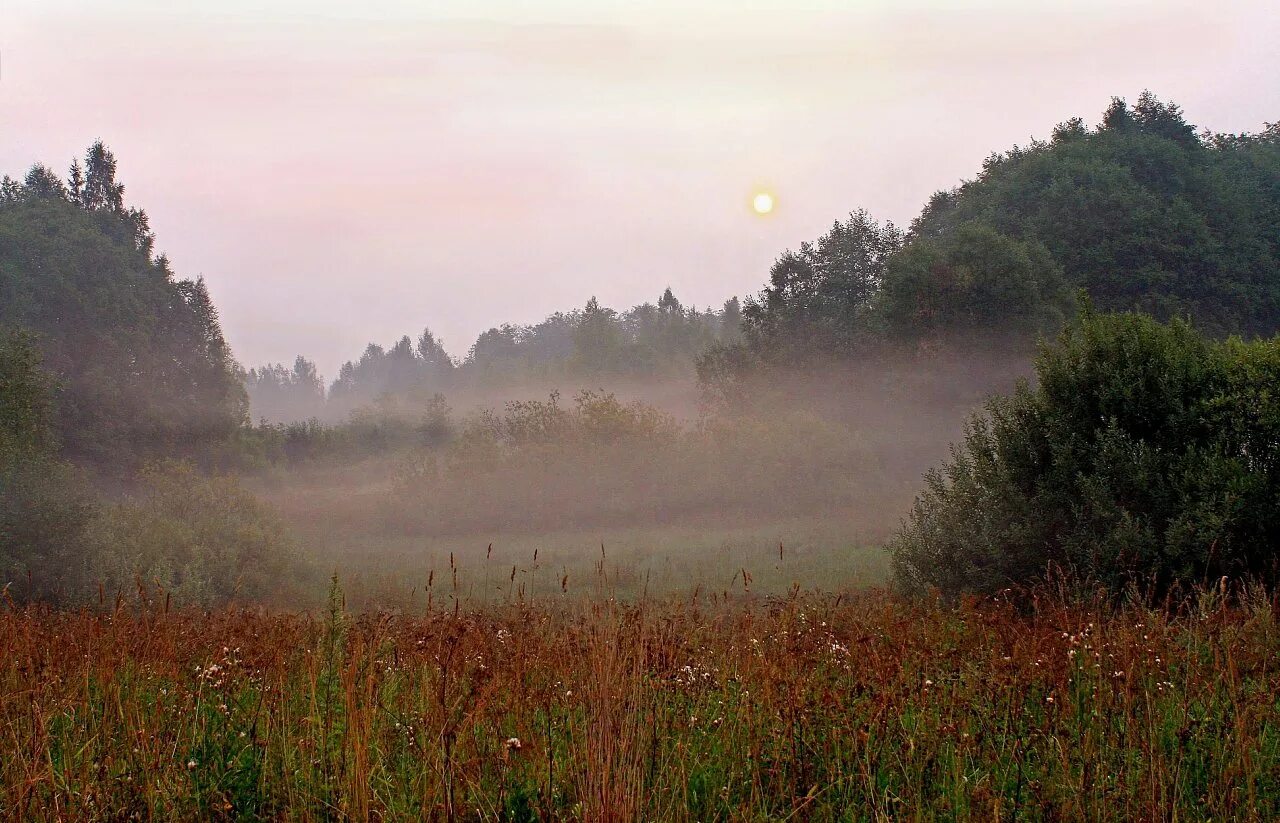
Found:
241,368 -> 982,610
3,579 -> 1278,821
270,511 -> 894,609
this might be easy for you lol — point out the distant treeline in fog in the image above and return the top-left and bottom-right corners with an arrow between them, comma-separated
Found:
242,290 -> 743,422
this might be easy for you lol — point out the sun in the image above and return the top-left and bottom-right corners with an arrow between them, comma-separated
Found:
752,191 -> 775,215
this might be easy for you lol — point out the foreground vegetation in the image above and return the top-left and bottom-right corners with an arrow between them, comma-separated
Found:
2,583 -> 1277,821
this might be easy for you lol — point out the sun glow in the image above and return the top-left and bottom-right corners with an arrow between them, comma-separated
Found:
752,191 -> 774,215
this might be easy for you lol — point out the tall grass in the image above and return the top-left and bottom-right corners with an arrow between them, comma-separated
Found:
1,582 -> 1277,820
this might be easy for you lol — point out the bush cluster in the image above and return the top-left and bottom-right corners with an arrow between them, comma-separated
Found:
93,463 -> 303,607
892,308 -> 1280,597
379,389 -> 876,534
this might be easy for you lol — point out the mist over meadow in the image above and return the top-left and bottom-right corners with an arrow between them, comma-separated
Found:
2,91 -> 1279,609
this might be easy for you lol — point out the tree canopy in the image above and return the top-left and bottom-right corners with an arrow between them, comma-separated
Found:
710,93 -> 1280,384
0,142 -> 247,469
911,92 -> 1280,337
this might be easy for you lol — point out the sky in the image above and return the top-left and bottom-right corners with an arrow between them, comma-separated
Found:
2,0 -> 1278,378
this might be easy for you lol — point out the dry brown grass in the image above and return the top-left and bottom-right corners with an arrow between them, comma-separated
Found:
1,581 -> 1278,820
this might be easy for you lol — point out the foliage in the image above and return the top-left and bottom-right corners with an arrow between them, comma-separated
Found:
439,390 -> 679,486
0,328 -> 56,456
461,389 -> 678,452
257,290 -> 743,422
242,356 -> 325,424
879,222 -> 1073,338
0,330 -> 98,603
0,143 -> 248,469
236,393 -> 454,470
468,290 -> 735,382
326,329 -> 455,414
370,389 -> 881,536
911,93 -> 1280,336
0,455 -> 98,604
892,308 -> 1280,598
94,462 -> 303,607
742,209 -> 903,358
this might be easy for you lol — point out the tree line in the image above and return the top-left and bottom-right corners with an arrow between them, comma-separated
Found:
243,92 -> 1279,422
700,92 -> 1280,400
244,290 -> 742,422
8,94 -> 1276,474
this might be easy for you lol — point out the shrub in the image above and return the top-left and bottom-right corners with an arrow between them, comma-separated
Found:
0,454 -> 98,603
94,462 -> 303,606
891,308 -> 1280,598
382,389 -> 879,535
0,329 -> 99,603
448,390 -> 678,467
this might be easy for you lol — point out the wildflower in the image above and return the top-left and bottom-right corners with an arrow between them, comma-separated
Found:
187,759 -> 197,769
504,737 -> 522,751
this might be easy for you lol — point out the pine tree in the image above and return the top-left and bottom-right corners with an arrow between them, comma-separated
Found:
82,141 -> 125,212
67,160 -> 85,204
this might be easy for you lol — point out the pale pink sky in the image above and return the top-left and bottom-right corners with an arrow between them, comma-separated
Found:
3,0 -> 1277,377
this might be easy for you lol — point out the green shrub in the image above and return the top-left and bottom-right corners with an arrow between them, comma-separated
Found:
95,462 -> 304,606
0,454 -> 98,603
0,328 -> 100,603
891,308 -> 1280,598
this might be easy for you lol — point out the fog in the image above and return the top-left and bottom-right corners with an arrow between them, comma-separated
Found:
238,342 -> 1032,605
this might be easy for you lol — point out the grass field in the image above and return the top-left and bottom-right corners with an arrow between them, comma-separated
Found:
3,581 -> 1278,821
304,517 -> 893,610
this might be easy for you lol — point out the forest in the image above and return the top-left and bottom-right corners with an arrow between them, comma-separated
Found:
2,93 -> 1280,818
